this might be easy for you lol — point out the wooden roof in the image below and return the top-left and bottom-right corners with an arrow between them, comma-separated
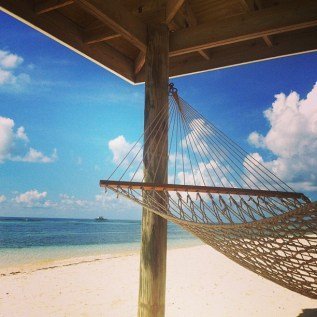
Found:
1,0 -> 317,84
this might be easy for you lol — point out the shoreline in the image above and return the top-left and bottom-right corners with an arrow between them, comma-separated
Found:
0,241 -> 201,277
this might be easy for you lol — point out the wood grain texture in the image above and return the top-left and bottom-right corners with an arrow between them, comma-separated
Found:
82,26 -> 120,44
34,0 -> 75,14
170,0 -> 317,56
134,51 -> 145,74
166,0 -> 185,23
169,28 -> 317,77
136,27 -> 317,82
79,0 -> 147,52
138,23 -> 169,317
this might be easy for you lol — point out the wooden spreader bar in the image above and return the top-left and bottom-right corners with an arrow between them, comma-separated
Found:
100,180 -> 307,200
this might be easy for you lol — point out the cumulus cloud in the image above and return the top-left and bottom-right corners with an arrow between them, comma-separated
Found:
0,50 -> 23,69
247,83 -> 317,192
108,135 -> 143,175
16,126 -> 29,142
109,135 -> 142,164
59,194 -> 90,208
15,190 -> 48,207
181,118 -> 213,153
0,188 -> 137,214
94,191 -> 136,210
0,49 -> 30,88
0,116 -> 57,163
13,148 -> 58,163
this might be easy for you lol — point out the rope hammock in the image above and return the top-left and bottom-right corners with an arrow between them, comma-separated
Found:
100,83 -> 317,299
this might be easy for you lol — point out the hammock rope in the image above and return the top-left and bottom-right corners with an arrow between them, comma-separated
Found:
100,83 -> 317,299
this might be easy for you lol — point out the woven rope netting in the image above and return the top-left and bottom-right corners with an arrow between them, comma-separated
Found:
100,84 -> 317,298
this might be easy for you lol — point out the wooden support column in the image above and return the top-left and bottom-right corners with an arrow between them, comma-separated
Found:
138,23 -> 169,317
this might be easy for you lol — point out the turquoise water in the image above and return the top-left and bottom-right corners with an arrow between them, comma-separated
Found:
0,217 -> 199,269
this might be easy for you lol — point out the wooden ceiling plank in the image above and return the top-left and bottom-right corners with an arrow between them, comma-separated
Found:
78,0 -> 147,52
35,0 -> 75,14
170,0 -> 317,56
83,27 -> 120,45
0,0 -> 135,83
166,0 -> 185,24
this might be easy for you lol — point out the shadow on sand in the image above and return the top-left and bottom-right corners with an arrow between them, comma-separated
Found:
297,309 -> 317,317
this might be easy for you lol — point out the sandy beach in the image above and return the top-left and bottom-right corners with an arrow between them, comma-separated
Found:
0,245 -> 316,317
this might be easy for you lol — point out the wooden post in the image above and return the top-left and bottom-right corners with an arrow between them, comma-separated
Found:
138,23 -> 169,317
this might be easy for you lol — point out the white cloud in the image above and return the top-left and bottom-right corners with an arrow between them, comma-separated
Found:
181,118 -> 212,153
108,135 -> 142,167
14,148 -> 58,163
177,160 -> 233,188
247,83 -> 317,192
0,116 -> 57,164
15,190 -> 47,207
0,49 -> 30,89
2,188 -> 138,214
0,69 -> 13,85
16,126 -> 29,142
0,117 -> 15,162
0,50 -> 23,69
94,191 -> 136,211
247,131 -> 264,148
59,194 -> 90,208
0,195 -> 6,203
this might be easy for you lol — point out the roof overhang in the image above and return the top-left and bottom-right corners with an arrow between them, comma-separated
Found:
1,0 -> 317,85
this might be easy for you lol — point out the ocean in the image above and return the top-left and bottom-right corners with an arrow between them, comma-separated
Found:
0,217 -> 199,269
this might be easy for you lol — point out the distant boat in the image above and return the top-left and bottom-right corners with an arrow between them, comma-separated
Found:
95,216 -> 107,222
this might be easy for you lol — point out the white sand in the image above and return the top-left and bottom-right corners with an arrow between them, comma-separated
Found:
0,245 -> 316,317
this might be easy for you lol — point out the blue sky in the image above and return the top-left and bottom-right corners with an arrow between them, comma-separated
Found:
0,11 -> 316,219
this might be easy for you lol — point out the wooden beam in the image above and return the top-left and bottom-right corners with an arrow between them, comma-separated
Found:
0,0 -> 135,83
171,1 -> 210,60
241,0 -> 274,47
82,27 -> 120,45
134,51 -> 145,74
170,28 -> 317,78
138,24 -> 169,317
136,27 -> 317,82
100,180 -> 307,200
166,0 -> 185,24
34,0 -> 75,14
198,50 -> 210,60
182,1 -> 197,27
183,2 -> 210,60
78,0 -> 147,52
263,35 -> 273,47
170,0 -> 317,56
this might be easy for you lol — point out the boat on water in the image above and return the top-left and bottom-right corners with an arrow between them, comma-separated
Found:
95,216 -> 107,222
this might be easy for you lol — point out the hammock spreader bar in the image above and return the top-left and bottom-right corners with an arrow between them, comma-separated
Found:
100,180 -> 309,200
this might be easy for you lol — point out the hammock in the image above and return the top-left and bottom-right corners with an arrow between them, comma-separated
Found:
100,84 -> 317,299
